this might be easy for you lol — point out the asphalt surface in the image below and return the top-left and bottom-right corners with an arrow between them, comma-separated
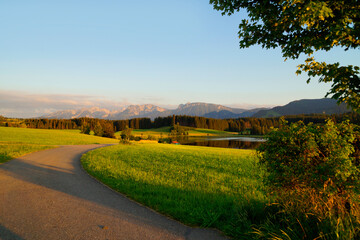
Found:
0,145 -> 228,240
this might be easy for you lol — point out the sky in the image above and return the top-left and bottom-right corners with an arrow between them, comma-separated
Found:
1,0 -> 359,118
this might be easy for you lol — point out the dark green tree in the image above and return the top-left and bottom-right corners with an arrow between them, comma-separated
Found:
102,122 -> 115,138
80,123 -> 91,135
172,115 -> 176,127
93,122 -> 103,137
210,0 -> 360,111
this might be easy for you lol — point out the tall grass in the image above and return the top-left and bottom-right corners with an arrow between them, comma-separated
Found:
253,189 -> 360,239
81,143 -> 269,238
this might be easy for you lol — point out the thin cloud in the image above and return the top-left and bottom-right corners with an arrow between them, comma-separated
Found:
0,90 -> 127,118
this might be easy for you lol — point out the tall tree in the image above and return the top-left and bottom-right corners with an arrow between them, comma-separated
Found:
210,0 -> 360,111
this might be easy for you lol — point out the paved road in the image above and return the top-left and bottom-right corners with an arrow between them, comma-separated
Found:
0,145 -> 227,240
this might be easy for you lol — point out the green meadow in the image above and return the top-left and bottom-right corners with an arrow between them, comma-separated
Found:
0,127 -> 118,163
0,127 -> 119,145
119,126 -> 238,139
128,126 -> 172,138
81,143 -> 269,238
0,143 -> 54,164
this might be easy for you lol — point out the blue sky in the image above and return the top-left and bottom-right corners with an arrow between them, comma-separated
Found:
1,1 -> 359,117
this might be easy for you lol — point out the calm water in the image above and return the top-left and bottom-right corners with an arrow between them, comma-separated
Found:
177,136 -> 266,150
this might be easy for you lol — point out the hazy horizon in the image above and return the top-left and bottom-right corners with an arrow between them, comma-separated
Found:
1,1 -> 359,118
0,90 -> 276,118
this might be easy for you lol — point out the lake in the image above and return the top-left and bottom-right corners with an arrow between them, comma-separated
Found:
175,136 -> 266,150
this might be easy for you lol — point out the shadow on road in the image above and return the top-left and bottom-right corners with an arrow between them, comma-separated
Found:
0,145 -> 223,240
0,224 -> 25,240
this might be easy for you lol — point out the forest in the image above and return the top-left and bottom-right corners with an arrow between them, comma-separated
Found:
1,112 -> 359,136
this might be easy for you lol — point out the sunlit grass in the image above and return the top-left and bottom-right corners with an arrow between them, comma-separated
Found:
188,128 -> 238,136
0,143 -> 55,164
81,143 -> 269,238
128,126 -> 171,138
0,126 -> 119,163
0,127 -> 119,145
117,126 -> 238,139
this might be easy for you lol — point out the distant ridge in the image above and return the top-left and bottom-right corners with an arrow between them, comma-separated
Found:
203,108 -> 267,119
172,102 -> 246,116
252,98 -> 351,118
41,98 -> 350,120
42,102 -> 253,120
43,107 -> 118,119
107,104 -> 170,120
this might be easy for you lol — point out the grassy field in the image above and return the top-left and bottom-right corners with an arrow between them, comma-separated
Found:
188,128 -> 238,136
118,127 -> 238,139
81,143 -> 269,239
0,143 -> 55,164
0,127 -> 119,164
0,127 -> 119,145
129,126 -> 172,138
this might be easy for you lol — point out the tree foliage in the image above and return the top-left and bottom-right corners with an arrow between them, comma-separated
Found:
80,123 -> 90,135
102,123 -> 114,138
93,122 -> 103,137
210,0 -> 360,111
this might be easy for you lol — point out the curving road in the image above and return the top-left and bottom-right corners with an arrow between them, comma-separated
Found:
0,145 -> 227,240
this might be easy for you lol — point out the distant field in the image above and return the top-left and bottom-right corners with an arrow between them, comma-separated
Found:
129,126 -> 171,138
0,127 -> 119,163
117,127 -> 238,138
0,127 -> 119,145
188,128 -> 238,136
81,143 -> 268,238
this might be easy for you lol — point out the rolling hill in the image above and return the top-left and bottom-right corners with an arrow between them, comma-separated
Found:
252,98 -> 351,118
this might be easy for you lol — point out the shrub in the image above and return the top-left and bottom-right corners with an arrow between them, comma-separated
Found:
120,126 -> 132,141
158,138 -> 170,144
129,135 -> 141,141
256,119 -> 360,239
147,135 -> 157,140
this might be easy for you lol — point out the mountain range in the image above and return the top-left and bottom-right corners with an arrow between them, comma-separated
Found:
42,98 -> 352,120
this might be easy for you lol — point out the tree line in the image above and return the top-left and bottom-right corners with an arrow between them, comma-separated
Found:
2,112 -> 356,136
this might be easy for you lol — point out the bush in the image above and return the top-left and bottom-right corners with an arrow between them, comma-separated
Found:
119,139 -> 131,145
258,119 -> 359,193
256,119 -> 360,239
120,126 -> 132,141
158,138 -> 170,144
80,124 -> 91,135
129,135 -> 141,141
147,135 -> 157,140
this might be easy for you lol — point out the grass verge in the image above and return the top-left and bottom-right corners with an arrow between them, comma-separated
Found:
0,127 -> 119,145
81,143 -> 269,239
0,126 -> 119,163
0,143 -> 55,164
